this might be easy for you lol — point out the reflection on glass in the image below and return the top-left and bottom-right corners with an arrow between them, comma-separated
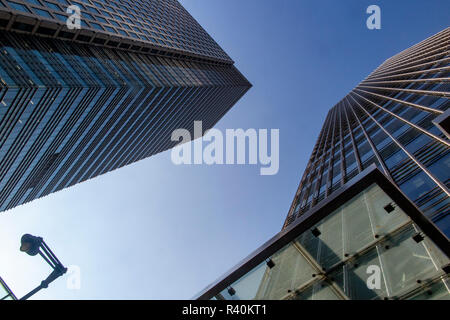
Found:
290,281 -> 340,300
332,249 -> 389,300
379,225 -> 445,297
254,243 -> 316,299
0,277 -> 15,300
219,262 -> 267,300
213,184 -> 449,300
409,278 -> 450,300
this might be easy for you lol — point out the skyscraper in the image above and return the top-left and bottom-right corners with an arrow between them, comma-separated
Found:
284,27 -> 449,237
0,0 -> 251,212
197,28 -> 450,300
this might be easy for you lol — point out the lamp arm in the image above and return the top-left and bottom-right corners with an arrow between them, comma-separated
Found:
40,241 -> 63,267
20,284 -> 45,301
19,265 -> 68,300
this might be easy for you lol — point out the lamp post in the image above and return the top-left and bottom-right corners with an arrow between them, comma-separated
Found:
19,234 -> 67,300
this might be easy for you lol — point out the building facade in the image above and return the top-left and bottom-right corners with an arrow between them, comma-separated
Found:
0,276 -> 16,300
0,0 -> 251,212
197,167 -> 450,300
285,27 -> 450,237
196,28 -> 450,300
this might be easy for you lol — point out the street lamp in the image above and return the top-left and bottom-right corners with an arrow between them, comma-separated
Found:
19,234 -> 67,300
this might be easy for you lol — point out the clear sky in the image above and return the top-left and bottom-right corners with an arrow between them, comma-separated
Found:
0,0 -> 449,300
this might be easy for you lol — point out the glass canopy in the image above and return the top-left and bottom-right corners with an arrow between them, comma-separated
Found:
0,277 -> 16,300
211,183 -> 449,300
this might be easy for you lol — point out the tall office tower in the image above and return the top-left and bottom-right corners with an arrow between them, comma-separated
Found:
0,0 -> 251,212
197,28 -> 450,301
285,27 -> 450,236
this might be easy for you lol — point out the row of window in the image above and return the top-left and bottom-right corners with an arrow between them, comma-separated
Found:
0,31 -> 250,211
1,0 -> 228,60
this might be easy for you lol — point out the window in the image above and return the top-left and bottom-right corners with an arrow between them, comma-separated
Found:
428,153 -> 450,185
53,13 -> 67,22
399,170 -> 436,202
89,22 -> 103,31
435,215 -> 450,238
404,133 -> 431,154
211,183 -> 449,300
43,1 -> 61,11
7,1 -> 31,13
72,2 -> 85,10
87,6 -> 100,14
384,149 -> 408,170
82,12 -> 94,20
104,26 -> 116,33
33,8 -> 52,18
26,0 -> 42,5
95,15 -> 107,23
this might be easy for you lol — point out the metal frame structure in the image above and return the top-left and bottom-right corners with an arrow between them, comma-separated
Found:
0,276 -> 17,300
433,108 -> 450,139
0,0 -> 231,65
195,165 -> 450,300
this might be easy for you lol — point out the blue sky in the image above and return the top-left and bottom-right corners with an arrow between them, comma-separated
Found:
0,0 -> 449,299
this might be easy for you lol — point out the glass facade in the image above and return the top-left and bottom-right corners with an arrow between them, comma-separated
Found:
285,27 -> 450,237
0,276 -> 16,300
0,0 -> 232,64
0,1 -> 251,212
205,182 -> 450,300
196,28 -> 450,301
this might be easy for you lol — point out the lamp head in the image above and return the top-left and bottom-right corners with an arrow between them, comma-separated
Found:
20,234 -> 42,256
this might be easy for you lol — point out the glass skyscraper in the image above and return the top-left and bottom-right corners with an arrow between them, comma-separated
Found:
286,27 -> 449,236
0,0 -> 251,212
197,28 -> 450,300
